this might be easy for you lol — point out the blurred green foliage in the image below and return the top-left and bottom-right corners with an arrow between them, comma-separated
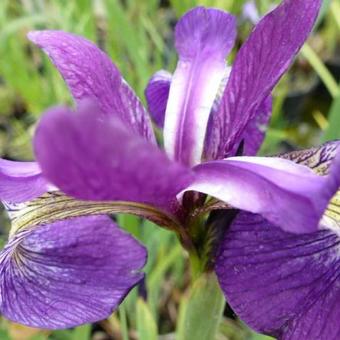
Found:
0,0 -> 339,339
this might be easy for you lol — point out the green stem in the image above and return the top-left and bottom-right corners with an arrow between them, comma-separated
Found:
177,272 -> 225,340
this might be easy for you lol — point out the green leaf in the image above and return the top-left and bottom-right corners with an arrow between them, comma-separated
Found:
301,44 -> 340,99
322,94 -> 340,141
176,273 -> 225,340
136,299 -> 158,340
71,324 -> 91,340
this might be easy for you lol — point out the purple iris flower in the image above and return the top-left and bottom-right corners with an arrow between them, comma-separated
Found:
0,0 -> 339,337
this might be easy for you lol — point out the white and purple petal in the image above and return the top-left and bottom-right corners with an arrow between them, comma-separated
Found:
210,0 -> 322,159
163,7 -> 236,166
0,159 -> 48,203
33,101 -> 193,212
28,30 -> 155,142
0,215 -> 146,329
145,70 -> 171,128
215,211 -> 340,340
183,153 -> 340,233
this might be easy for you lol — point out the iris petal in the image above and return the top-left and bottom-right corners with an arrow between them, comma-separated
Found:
216,141 -> 340,339
28,30 -> 155,142
0,215 -> 146,329
6,191 -> 179,238
183,152 -> 340,233
163,7 -> 236,166
215,211 -> 340,340
33,101 -> 193,213
211,0 -> 322,158
0,159 -> 48,203
145,70 -> 171,128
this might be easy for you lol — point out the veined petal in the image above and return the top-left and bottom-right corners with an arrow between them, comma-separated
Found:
0,159 -> 48,203
34,101 -> 193,212
215,211 -> 340,340
6,191 -> 179,238
163,7 -> 236,166
28,30 -> 155,142
0,215 -> 146,329
280,140 -> 339,176
211,0 -> 322,159
205,96 -> 272,159
239,96 -> 272,156
145,70 -> 171,128
184,152 -> 340,233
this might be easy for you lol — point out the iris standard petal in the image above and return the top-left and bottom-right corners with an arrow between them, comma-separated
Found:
215,212 -> 340,340
184,153 -> 340,233
163,7 -> 236,166
0,215 -> 146,329
205,96 -> 272,159
28,30 -> 155,142
145,70 -> 171,128
234,96 -> 272,156
211,0 -> 322,158
34,102 -> 193,211
0,159 -> 48,203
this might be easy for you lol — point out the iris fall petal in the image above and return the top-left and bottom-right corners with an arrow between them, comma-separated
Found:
184,153 -> 340,233
215,212 -> 340,340
0,215 -> 146,329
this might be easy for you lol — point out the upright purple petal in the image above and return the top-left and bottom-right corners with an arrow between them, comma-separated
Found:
210,0 -> 322,159
28,30 -> 155,142
0,215 -> 146,329
237,96 -> 272,156
0,159 -> 48,203
215,211 -> 340,340
163,7 -> 236,166
205,96 -> 272,158
33,101 -> 193,212
184,153 -> 340,233
145,70 -> 171,128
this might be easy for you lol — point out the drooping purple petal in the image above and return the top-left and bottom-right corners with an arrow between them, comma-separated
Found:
28,30 -> 155,142
210,0 -> 322,159
215,211 -> 340,340
33,101 -> 193,212
0,159 -> 48,203
280,140 -> 339,175
0,215 -> 146,329
163,7 -> 236,166
6,191 -> 179,239
216,142 -> 340,338
184,153 -> 340,233
145,70 -> 171,128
